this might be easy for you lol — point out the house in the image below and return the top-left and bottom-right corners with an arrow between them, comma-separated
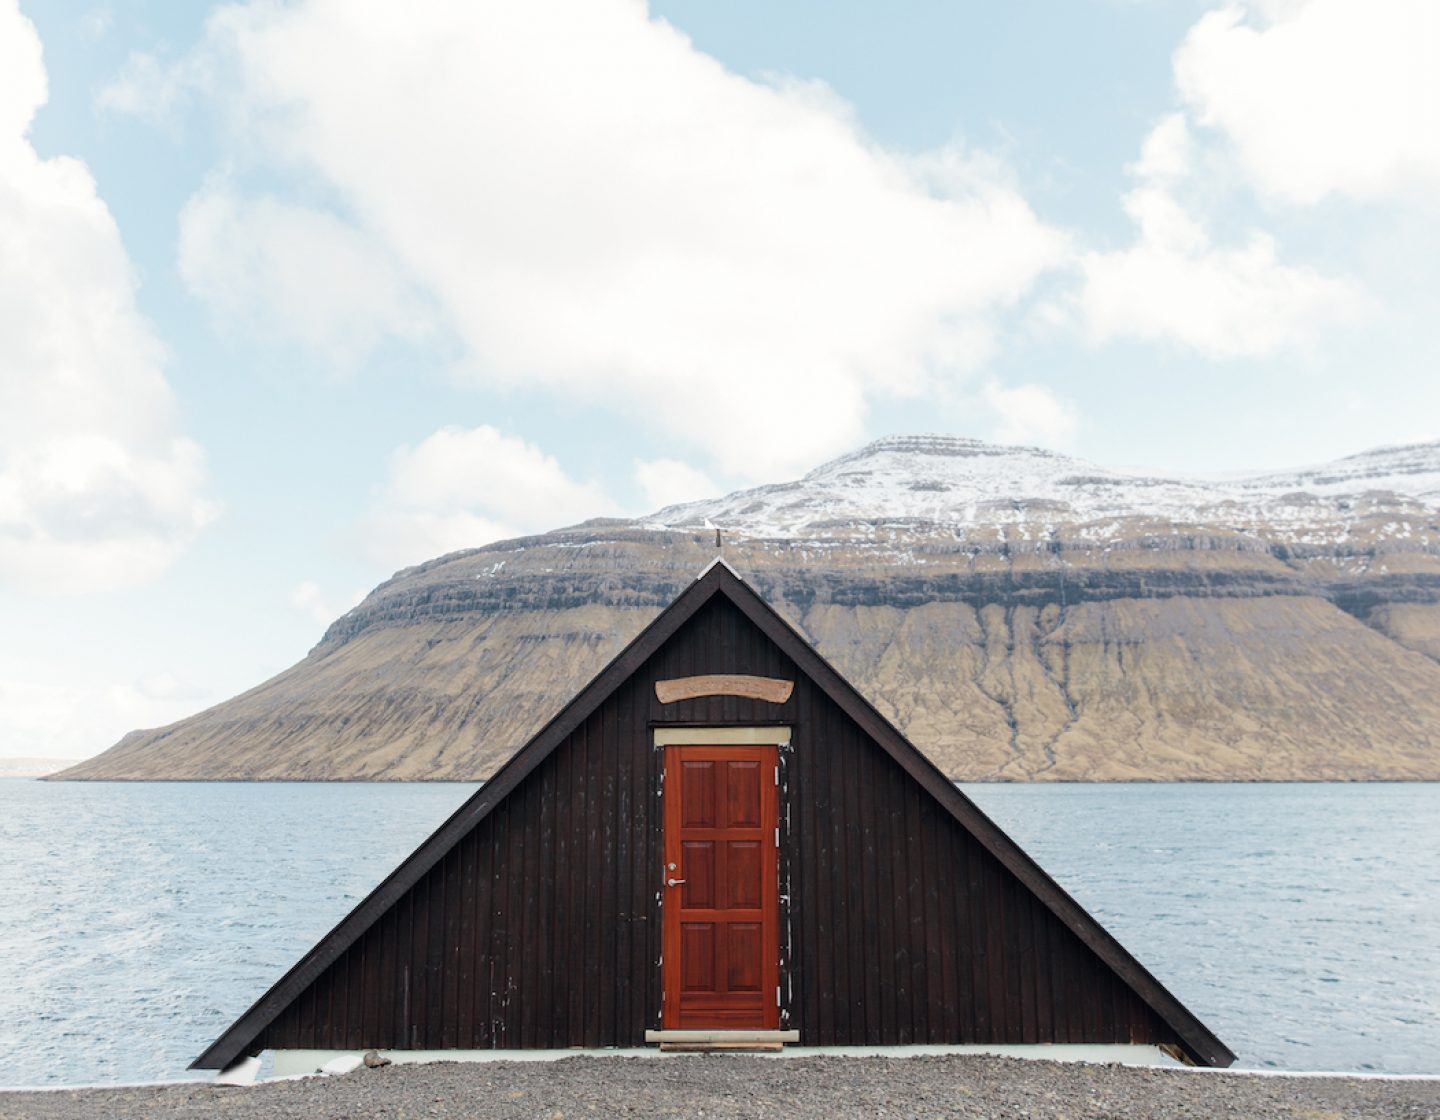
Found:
194,559 -> 1233,1072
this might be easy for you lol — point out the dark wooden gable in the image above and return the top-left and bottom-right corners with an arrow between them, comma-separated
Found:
194,562 -> 1234,1069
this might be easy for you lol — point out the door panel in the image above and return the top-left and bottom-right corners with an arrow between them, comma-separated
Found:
726,762 -> 762,826
681,924 -> 716,992
681,840 -> 716,908
725,924 -> 763,991
663,744 -> 779,1030
681,761 -> 716,826
726,842 -> 762,908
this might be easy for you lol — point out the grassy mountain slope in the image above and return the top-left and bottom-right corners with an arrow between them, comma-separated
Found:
58,437 -> 1440,781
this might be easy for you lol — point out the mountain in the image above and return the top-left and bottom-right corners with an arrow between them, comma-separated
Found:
56,435 -> 1440,782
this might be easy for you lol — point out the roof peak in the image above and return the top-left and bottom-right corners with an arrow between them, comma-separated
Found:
696,555 -> 743,581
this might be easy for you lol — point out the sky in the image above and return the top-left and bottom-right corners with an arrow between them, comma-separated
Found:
2,0 -> 1438,761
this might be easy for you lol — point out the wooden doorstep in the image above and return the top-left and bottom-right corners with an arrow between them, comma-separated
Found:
659,1041 -> 785,1052
645,1030 -> 800,1044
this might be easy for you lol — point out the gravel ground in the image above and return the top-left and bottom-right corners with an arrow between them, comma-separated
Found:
2,1055 -> 1437,1120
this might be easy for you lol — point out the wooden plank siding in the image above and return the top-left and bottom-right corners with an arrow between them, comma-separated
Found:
254,594 -> 1180,1054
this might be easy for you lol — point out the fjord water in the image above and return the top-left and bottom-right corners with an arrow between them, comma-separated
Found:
0,781 -> 1435,1086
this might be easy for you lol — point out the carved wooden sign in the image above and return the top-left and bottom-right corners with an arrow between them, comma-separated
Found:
655,675 -> 795,705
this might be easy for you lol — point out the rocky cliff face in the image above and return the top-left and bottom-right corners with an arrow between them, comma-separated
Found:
59,436 -> 1440,781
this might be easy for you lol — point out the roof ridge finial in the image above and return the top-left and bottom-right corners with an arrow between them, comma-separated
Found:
695,555 -> 742,581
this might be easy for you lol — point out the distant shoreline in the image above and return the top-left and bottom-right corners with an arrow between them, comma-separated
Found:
0,758 -> 80,779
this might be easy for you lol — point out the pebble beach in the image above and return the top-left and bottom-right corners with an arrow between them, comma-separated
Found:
3,1054 -> 1437,1120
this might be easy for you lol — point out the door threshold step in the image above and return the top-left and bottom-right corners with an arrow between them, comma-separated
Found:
658,1041 -> 784,1053
645,1029 -> 799,1052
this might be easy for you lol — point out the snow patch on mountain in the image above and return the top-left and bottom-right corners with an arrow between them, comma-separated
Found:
644,435 -> 1440,544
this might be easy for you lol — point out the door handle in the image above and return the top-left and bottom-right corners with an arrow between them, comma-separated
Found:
666,877 -> 687,887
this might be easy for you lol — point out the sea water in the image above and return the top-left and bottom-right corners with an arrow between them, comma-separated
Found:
0,779 -> 1435,1086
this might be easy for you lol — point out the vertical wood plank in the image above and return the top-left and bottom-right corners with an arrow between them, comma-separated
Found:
372,907 -> 392,1046
396,889 -> 413,1048
320,957 -> 336,1050
1016,876 -> 1037,1043
950,827 -> 974,1042
1062,916 -> 1083,1044
514,778 -> 533,1045
359,918 -> 376,1046
486,801 -> 507,1047
426,851 -> 447,1048
631,678 -> 656,1041
904,776 -> 928,1045
875,746 -> 901,1045
348,935 -> 364,1048
492,794 -> 507,1048
794,683 -> 816,1042
847,713 -> 871,1043
920,798 -> 946,1044
826,697 -> 853,1043
566,726 -> 586,1045
645,702 -> 663,1036
968,835 -> 990,1042
410,874 -> 429,1049
855,720 -> 882,1044
296,977 -> 315,1051
812,687 -> 837,1044
613,680 -> 633,1044
455,833 -> 475,1047
442,847 -> 460,1049
1032,894 -> 1053,1045
470,817 -> 491,1046
584,709 -> 605,1047
550,739 -> 571,1046
597,696 -> 619,1046
518,760 -> 541,1048
992,871 -> 1013,1043
535,740 -> 556,1047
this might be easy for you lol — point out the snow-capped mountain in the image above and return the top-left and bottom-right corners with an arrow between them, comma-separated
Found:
648,435 -> 1440,546
60,435 -> 1440,785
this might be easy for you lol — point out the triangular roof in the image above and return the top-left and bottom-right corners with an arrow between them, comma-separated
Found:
195,562 -> 1234,1069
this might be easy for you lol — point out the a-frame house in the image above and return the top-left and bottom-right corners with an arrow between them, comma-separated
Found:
195,561 -> 1234,1070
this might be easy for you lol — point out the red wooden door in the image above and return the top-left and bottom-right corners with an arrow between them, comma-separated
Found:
662,745 -> 780,1030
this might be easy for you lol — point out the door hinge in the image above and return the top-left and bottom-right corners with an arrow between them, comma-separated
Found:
776,985 -> 781,1007
774,765 -> 779,786
774,826 -> 780,847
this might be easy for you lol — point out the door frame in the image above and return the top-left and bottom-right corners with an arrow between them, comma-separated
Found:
657,727 -> 788,1030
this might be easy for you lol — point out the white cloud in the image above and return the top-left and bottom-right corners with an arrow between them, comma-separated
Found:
1128,112 -> 1193,183
138,0 -> 1066,481
0,0 -> 214,594
1078,181 -> 1368,357
178,184 -> 435,364
634,458 -> 719,512
1175,1 -> 1440,206
94,46 -> 204,123
289,580 -> 366,626
365,426 -> 620,569
983,383 -> 1078,448
80,5 -> 113,41
0,0 -> 45,139
1066,2 -> 1431,358
1072,106 -> 1370,359
0,673 -> 215,762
